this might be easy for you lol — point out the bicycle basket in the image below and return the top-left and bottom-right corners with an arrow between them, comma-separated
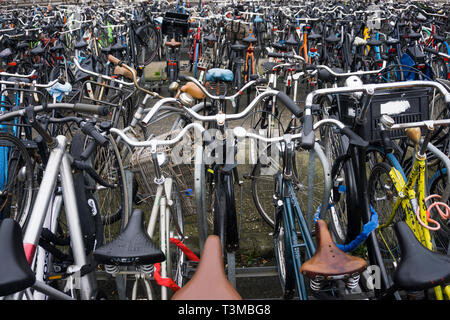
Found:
162,12 -> 190,37
205,81 -> 229,96
129,127 -> 196,216
225,21 -> 251,41
339,88 -> 430,142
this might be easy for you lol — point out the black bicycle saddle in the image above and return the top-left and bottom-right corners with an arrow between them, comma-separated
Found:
242,33 -> 257,44
285,34 -> 298,47
0,219 -> 35,296
393,221 -> 450,291
0,48 -> 13,59
230,41 -> 247,52
93,209 -> 166,266
74,38 -> 89,50
204,33 -> 217,42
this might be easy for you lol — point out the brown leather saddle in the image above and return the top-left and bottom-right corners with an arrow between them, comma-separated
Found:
113,65 -> 136,81
165,38 -> 182,48
180,81 -> 206,100
300,220 -> 368,279
171,235 -> 242,300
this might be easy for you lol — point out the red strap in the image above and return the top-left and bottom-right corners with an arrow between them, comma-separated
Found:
170,238 -> 200,262
152,239 -> 200,292
153,263 -> 180,292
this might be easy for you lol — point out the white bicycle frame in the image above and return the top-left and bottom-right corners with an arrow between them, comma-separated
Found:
17,135 -> 97,300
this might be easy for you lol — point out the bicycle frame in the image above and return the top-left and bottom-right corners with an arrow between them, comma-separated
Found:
274,141 -> 331,299
378,150 -> 450,300
146,177 -> 176,300
19,135 -> 97,300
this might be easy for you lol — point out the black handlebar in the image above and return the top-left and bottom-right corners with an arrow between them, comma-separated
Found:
276,91 -> 302,117
80,122 -> 109,147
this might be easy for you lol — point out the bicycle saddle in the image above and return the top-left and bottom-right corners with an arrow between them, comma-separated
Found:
325,33 -> 340,44
50,40 -> 64,52
308,30 -> 322,41
181,81 -> 206,100
204,33 -> 217,42
318,67 -> 344,82
243,33 -> 257,44
17,41 -> 29,50
74,39 -> 89,50
366,39 -> 384,47
7,77 -> 31,83
0,219 -> 35,296
0,48 -> 12,59
230,41 -> 247,52
406,32 -> 422,41
393,221 -> 450,291
165,38 -> 182,48
93,209 -> 165,266
206,68 -> 234,82
111,40 -> 125,51
285,34 -> 298,47
101,45 -> 112,54
300,219 -> 368,279
171,235 -> 242,300
271,42 -> 287,51
386,37 -> 400,46
262,61 -> 279,72
31,44 -> 46,55
113,65 -> 135,81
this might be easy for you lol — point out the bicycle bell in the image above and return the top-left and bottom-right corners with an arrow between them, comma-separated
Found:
169,81 -> 179,93
179,92 -> 195,107
345,76 -> 364,99
155,151 -> 168,168
380,114 -> 395,129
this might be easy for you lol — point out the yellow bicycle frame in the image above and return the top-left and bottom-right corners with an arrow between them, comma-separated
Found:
378,153 -> 450,300
363,27 -> 371,56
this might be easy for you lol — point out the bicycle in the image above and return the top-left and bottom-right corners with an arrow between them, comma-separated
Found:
0,102 -> 111,300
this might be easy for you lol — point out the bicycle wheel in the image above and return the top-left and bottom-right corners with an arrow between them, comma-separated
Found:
167,179 -> 187,289
134,24 -> 160,67
0,132 -> 34,227
320,111 -> 360,244
92,133 -> 129,235
251,142 -> 327,230
367,162 -> 405,279
273,176 -> 295,299
428,169 -> 450,254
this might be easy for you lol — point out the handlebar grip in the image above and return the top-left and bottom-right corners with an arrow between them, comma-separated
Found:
268,52 -> 291,58
300,112 -> 315,150
340,127 -> 369,148
379,129 -> 393,153
276,92 -> 302,117
80,140 -> 97,161
267,52 -> 283,58
256,78 -> 268,85
107,54 -> 121,65
423,47 -> 440,55
81,122 -> 109,147
74,103 -> 109,116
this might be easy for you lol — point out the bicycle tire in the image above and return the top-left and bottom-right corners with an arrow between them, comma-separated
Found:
273,176 -> 296,299
92,133 -> 129,232
167,179 -> 187,290
428,168 -> 450,254
135,24 -> 161,66
367,161 -> 405,281
0,132 -> 34,228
